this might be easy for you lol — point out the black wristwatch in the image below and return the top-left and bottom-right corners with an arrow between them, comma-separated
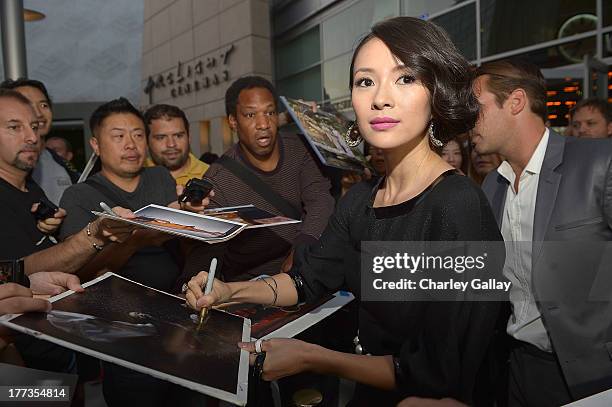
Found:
0,259 -> 29,287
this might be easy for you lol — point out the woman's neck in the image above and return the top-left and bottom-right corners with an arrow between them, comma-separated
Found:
376,136 -> 451,206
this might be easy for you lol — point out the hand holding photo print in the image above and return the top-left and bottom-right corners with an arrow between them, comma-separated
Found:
0,273 -> 250,405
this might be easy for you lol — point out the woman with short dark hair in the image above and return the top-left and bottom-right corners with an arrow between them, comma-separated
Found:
186,17 -> 504,406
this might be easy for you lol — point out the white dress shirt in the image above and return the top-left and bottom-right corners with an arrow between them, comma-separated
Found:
498,129 -> 552,351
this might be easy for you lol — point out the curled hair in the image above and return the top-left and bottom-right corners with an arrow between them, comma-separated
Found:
349,16 -> 479,143
144,104 -> 190,138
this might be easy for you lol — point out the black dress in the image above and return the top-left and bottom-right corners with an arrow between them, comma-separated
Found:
289,171 -> 505,406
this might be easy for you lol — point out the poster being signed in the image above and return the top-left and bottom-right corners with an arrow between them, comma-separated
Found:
0,273 -> 250,406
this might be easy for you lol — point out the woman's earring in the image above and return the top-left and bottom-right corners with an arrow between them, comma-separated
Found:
344,122 -> 363,147
428,121 -> 443,147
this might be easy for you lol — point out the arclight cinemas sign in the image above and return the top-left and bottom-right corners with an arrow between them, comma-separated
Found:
144,44 -> 235,103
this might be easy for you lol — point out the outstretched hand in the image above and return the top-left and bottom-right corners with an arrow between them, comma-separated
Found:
29,271 -> 84,296
93,206 -> 138,243
0,283 -> 51,316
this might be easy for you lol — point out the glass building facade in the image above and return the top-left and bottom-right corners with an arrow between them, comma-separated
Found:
272,0 -> 612,127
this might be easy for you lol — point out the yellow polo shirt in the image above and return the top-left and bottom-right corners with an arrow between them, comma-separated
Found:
145,153 -> 209,186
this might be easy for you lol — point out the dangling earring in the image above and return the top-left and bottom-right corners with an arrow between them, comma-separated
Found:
428,121 -> 443,147
344,122 -> 363,147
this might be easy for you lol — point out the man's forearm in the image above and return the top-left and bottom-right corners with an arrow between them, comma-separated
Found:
75,238 -> 142,282
24,228 -> 100,275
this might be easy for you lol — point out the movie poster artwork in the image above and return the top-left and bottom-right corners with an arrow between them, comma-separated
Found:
0,273 -> 250,405
281,96 -> 372,173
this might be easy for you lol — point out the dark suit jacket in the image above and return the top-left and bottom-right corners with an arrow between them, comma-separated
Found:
482,130 -> 612,400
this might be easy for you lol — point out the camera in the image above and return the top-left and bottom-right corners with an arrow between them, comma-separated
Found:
179,178 -> 213,205
34,196 -> 59,221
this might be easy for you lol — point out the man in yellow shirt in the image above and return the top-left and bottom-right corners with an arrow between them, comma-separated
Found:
143,104 -> 209,186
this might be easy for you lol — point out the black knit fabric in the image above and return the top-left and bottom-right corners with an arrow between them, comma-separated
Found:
290,172 -> 505,405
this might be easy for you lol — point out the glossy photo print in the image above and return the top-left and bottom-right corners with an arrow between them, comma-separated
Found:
281,96 -> 372,173
202,204 -> 301,229
0,273 -> 250,406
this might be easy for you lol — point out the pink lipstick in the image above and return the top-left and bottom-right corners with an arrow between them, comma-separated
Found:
370,116 -> 400,131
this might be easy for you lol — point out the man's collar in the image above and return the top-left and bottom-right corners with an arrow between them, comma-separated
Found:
524,128 -> 549,175
0,170 -> 28,192
98,168 -> 143,192
497,128 -> 550,183
186,153 -> 198,172
236,138 -> 282,173
171,153 -> 193,177
496,161 -> 514,185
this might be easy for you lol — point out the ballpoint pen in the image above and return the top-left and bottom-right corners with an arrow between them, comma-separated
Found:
197,257 -> 217,330
99,202 -> 118,216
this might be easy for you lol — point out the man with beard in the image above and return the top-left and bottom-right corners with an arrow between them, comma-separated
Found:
0,89 -> 134,385
144,104 -> 208,186
570,97 -> 612,139
0,78 -> 77,205
58,97 -> 183,290
0,89 -> 132,279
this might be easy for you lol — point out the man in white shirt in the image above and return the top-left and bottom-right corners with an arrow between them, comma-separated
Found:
473,59 -> 612,406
